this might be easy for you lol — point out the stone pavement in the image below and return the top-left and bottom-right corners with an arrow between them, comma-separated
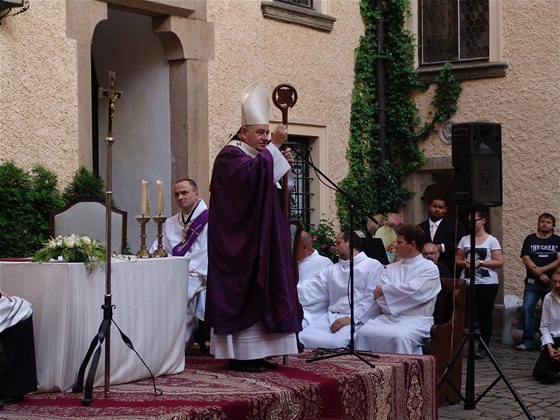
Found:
437,339 -> 560,419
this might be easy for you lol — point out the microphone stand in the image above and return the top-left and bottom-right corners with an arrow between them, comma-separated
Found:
295,150 -> 379,367
436,206 -> 533,418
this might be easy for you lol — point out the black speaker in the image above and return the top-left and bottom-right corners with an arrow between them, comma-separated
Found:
452,122 -> 502,207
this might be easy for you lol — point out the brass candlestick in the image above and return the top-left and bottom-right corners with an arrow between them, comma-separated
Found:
135,215 -> 151,258
152,215 -> 168,258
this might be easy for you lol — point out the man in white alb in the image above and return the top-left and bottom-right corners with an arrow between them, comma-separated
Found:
0,289 -> 37,404
296,230 -> 334,328
356,224 -> 441,355
298,231 -> 384,349
150,178 -> 208,345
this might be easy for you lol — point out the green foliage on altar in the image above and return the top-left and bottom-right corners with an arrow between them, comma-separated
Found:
0,161 -> 65,257
337,0 -> 462,231
33,234 -> 106,273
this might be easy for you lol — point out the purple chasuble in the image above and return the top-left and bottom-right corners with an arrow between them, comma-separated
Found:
206,142 -> 301,335
172,209 -> 209,256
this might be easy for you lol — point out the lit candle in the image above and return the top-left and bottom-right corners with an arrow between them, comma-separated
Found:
145,182 -> 151,217
156,180 -> 164,216
141,180 -> 148,215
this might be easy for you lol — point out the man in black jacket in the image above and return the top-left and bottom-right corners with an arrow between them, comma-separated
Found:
418,197 -> 465,278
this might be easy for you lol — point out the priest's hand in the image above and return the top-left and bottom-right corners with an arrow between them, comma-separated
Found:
271,124 -> 288,148
373,284 -> 383,299
330,316 -> 350,333
282,147 -> 294,164
0,289 -> 13,301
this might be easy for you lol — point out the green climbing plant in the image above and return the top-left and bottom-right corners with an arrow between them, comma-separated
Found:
337,0 -> 461,231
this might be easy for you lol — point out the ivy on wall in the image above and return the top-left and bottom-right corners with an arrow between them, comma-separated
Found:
337,0 -> 461,231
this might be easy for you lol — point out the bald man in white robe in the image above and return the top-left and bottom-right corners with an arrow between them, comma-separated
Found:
149,179 -> 208,345
297,231 -> 334,328
298,231 -> 384,349
356,225 -> 441,355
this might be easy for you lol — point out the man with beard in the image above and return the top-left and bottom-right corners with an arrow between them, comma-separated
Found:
517,213 -> 560,351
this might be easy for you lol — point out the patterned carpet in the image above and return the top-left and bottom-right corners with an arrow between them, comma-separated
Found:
1,351 -> 436,419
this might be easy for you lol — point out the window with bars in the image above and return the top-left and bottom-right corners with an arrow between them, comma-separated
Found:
286,137 -> 313,230
419,0 -> 489,65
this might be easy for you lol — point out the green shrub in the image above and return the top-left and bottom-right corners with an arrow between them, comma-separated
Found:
62,166 -> 105,203
0,162 -> 64,257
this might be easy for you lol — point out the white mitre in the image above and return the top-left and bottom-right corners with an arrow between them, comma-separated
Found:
241,84 -> 269,126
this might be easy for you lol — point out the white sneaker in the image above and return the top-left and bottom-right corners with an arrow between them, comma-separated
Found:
515,344 -> 527,351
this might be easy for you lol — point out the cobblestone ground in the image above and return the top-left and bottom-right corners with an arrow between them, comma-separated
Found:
438,340 -> 560,419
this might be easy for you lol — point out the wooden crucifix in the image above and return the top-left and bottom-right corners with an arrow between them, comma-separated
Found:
98,71 -> 122,136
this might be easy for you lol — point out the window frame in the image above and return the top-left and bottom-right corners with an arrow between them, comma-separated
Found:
409,0 -> 507,83
261,0 -> 336,32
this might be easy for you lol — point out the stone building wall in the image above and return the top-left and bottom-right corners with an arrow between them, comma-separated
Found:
0,0 -> 79,186
414,0 -> 560,297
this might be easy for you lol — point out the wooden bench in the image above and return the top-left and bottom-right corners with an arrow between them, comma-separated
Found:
424,278 -> 466,407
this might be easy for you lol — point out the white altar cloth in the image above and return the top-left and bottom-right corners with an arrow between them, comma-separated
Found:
0,257 -> 188,392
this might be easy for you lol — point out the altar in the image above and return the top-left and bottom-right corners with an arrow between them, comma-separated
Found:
0,257 -> 189,392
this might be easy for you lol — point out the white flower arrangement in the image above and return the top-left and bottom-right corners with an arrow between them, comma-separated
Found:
33,234 -> 106,274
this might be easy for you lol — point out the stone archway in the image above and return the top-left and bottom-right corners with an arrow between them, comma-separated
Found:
66,0 -> 213,206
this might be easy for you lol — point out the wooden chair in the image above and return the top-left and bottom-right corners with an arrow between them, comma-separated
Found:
423,278 -> 466,407
50,197 -> 127,254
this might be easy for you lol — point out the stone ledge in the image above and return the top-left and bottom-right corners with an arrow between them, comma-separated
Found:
417,61 -> 508,84
261,1 -> 336,32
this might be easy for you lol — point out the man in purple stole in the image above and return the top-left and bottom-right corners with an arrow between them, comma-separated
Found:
206,84 -> 300,372
149,179 -> 208,347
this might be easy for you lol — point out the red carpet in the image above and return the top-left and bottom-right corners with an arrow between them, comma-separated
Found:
1,351 -> 436,419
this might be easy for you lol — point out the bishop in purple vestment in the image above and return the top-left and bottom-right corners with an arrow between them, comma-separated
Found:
206,85 -> 300,372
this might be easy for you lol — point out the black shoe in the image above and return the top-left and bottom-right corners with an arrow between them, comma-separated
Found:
228,359 -> 266,373
258,358 -> 278,370
1,395 -> 24,405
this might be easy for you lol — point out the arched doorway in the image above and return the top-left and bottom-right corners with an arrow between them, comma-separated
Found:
66,0 -> 213,252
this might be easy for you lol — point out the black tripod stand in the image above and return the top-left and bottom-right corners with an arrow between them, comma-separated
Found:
72,71 -> 158,405
294,150 -> 379,367
438,206 -> 534,419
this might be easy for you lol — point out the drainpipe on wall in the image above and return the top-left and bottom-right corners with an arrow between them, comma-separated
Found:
375,0 -> 387,164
